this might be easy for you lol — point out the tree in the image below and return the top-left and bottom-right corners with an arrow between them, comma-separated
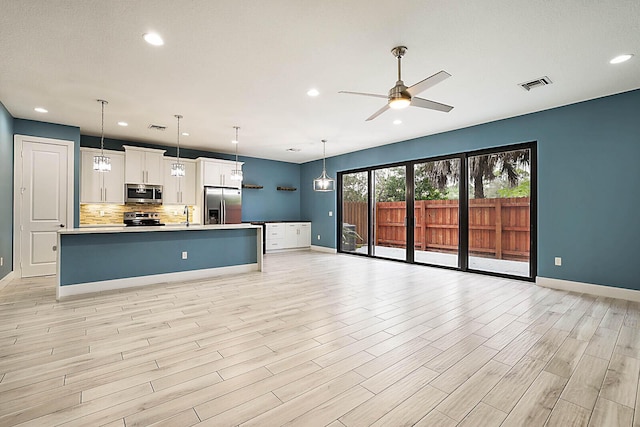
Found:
342,172 -> 368,202
420,150 -> 530,199
374,167 -> 446,202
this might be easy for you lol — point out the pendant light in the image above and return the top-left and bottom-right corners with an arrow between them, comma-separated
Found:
230,126 -> 243,181
313,139 -> 335,192
170,114 -> 185,177
93,99 -> 111,172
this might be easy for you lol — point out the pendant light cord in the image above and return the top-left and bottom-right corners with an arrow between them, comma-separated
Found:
98,99 -> 108,157
322,139 -> 327,171
175,115 -> 182,163
234,126 -> 240,169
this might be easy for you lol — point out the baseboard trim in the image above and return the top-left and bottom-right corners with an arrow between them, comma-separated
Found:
311,245 -> 337,254
57,264 -> 259,300
265,247 -> 311,254
537,276 -> 640,302
0,271 -> 15,292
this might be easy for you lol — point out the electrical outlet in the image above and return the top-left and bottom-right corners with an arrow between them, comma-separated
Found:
329,211 -> 333,217
317,234 -> 321,240
99,210 -> 105,217
182,251 -> 188,260
555,257 -> 562,266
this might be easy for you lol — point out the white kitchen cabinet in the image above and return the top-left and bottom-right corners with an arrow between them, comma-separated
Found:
80,148 -> 125,204
285,222 -> 311,248
265,223 -> 286,251
199,158 -> 243,188
124,146 -> 165,185
163,158 -> 196,205
266,222 -> 311,252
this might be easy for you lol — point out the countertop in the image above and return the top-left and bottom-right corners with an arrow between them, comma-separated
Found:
249,220 -> 311,224
61,223 -> 261,235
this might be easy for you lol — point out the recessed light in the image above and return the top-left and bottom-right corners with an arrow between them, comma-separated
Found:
181,132 -> 189,136
393,119 -> 402,125
117,121 -> 128,127
610,54 -> 633,64
307,89 -> 319,97
143,32 -> 164,46
231,139 -> 239,144
34,107 -> 48,113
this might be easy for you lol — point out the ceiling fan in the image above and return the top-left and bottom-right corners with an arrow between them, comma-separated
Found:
340,46 -> 454,121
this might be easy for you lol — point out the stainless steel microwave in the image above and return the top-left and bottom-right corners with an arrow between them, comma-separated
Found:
125,184 -> 163,204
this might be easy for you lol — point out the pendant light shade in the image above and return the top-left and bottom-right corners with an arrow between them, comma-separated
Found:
313,139 -> 335,192
171,115 -> 185,177
230,126 -> 243,181
93,100 -> 111,172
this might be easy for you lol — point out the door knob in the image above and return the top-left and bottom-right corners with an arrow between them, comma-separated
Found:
60,224 -> 65,228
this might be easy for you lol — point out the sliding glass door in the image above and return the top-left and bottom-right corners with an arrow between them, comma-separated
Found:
413,158 -> 460,268
467,147 -> 533,277
373,166 -> 407,261
340,171 -> 368,254
337,143 -> 536,281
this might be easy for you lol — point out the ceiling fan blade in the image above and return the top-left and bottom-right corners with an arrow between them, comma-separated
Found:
410,97 -> 454,112
407,71 -> 451,97
365,104 -> 390,121
339,91 -> 388,99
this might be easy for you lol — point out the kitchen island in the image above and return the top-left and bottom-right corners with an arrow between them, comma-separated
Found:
56,224 -> 262,299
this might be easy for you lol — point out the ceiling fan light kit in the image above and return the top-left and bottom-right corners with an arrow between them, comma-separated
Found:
340,45 -> 454,121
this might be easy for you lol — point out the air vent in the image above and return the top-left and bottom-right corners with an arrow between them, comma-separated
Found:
148,124 -> 167,131
286,148 -> 301,152
519,76 -> 552,91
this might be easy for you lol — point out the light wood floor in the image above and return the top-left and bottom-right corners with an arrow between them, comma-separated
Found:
1,251 -> 638,426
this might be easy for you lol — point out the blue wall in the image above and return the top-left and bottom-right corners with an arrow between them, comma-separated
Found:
0,102 -> 14,280
81,136 -> 302,221
60,228 -> 257,285
14,119 -> 81,227
301,89 -> 640,291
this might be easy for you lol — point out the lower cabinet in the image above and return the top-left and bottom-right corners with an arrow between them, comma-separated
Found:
266,222 -> 311,252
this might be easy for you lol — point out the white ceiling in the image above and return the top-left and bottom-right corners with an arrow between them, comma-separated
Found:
1,1 -> 639,163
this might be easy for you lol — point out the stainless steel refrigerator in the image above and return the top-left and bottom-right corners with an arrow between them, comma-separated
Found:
204,186 -> 242,224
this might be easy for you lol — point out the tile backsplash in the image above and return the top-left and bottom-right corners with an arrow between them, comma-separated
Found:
81,204 -> 195,225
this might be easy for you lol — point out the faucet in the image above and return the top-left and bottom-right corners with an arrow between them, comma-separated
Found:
183,205 -> 190,227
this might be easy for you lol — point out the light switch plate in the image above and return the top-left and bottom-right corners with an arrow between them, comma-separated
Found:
182,251 -> 188,260
329,211 -> 333,217
555,257 -> 562,266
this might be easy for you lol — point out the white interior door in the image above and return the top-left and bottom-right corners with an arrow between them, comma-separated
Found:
15,136 -> 74,277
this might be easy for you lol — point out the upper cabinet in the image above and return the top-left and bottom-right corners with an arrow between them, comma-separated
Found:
163,157 -> 196,205
198,158 -> 244,188
124,146 -> 165,185
80,148 -> 125,204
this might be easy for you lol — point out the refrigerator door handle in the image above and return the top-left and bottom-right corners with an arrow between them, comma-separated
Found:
221,200 -> 225,224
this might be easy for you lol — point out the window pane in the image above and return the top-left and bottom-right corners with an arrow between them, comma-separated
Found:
414,159 -> 460,267
373,166 -> 406,261
468,148 -> 531,277
341,172 -> 368,253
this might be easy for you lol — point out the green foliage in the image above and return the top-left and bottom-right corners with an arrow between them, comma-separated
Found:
342,172 -> 368,202
375,167 -> 448,202
497,178 -> 530,197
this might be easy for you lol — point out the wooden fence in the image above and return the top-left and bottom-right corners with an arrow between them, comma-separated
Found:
343,197 -> 530,261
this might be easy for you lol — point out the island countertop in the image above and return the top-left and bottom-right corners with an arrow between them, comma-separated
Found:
62,223 -> 261,235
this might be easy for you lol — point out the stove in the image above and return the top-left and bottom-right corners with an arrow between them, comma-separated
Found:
124,212 -> 165,227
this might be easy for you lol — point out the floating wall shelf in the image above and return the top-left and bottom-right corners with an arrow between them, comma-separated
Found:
276,186 -> 297,192
242,184 -> 263,189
